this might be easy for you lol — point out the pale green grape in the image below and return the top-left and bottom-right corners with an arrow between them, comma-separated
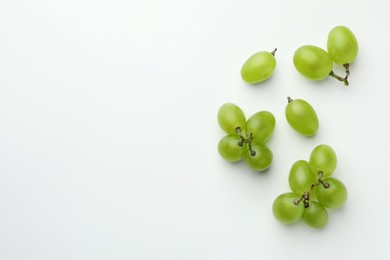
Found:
272,192 -> 304,224
245,111 -> 276,143
241,49 -> 276,84
285,97 -> 319,136
302,201 -> 328,228
217,103 -> 246,135
218,135 -> 245,162
316,177 -> 347,209
289,160 -> 317,196
293,45 -> 333,80
309,144 -> 337,177
327,26 -> 358,64
245,143 -> 272,171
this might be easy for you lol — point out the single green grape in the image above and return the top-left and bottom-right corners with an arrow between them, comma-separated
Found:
218,135 -> 246,162
241,49 -> 277,84
272,192 -> 304,224
217,103 -> 246,135
302,201 -> 328,228
309,144 -> 337,177
327,25 -> 358,65
289,160 -> 317,196
316,177 -> 348,209
245,143 -> 272,171
245,111 -> 276,143
293,45 -> 333,80
285,97 -> 319,136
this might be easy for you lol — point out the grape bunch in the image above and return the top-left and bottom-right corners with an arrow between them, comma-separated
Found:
272,144 -> 348,228
294,25 -> 358,86
217,103 -> 275,171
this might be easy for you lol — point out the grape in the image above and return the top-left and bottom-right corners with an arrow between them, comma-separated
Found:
293,45 -> 333,80
285,97 -> 319,136
245,143 -> 272,171
316,177 -> 347,209
241,49 -> 277,84
245,111 -> 276,143
218,135 -> 246,162
302,201 -> 328,228
309,144 -> 337,177
289,160 -> 317,196
272,192 -> 304,224
327,26 -> 358,65
218,103 -> 246,135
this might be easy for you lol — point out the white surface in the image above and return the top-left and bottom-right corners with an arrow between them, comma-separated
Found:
0,0 -> 389,259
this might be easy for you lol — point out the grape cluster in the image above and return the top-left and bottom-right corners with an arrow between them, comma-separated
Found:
217,103 -> 275,171
272,144 -> 348,228
294,26 -> 358,86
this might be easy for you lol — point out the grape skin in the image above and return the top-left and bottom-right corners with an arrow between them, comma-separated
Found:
272,192 -> 304,224
217,103 -> 246,135
293,45 -> 333,80
309,144 -> 337,177
218,135 -> 245,162
245,111 -> 276,143
245,143 -> 273,172
289,160 -> 317,196
302,201 -> 328,228
327,25 -> 358,65
316,177 -> 348,209
241,51 -> 276,84
285,98 -> 319,136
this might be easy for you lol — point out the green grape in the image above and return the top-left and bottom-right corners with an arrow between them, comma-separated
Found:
241,49 -> 277,84
293,45 -> 333,80
245,111 -> 276,143
309,144 -> 337,177
245,143 -> 272,171
316,177 -> 347,209
218,135 -> 246,162
327,26 -> 358,65
289,160 -> 317,196
285,97 -> 319,136
302,201 -> 328,228
272,192 -> 304,224
217,103 -> 246,135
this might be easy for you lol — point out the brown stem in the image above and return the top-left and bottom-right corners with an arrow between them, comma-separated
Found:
271,48 -> 277,56
329,71 -> 349,86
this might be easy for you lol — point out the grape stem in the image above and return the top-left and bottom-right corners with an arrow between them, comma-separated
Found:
343,63 -> 350,77
287,97 -> 293,103
246,133 -> 256,156
235,127 -> 256,156
294,171 -> 330,208
270,48 -> 277,56
329,71 -> 349,86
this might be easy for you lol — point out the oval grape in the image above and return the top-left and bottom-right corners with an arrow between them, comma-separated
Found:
241,50 -> 276,84
309,144 -> 337,177
293,45 -> 333,80
316,177 -> 348,209
302,201 -> 328,228
285,98 -> 319,136
217,103 -> 246,135
245,111 -> 276,143
245,143 -> 272,172
272,192 -> 304,224
218,135 -> 245,162
327,25 -> 358,65
289,160 -> 317,196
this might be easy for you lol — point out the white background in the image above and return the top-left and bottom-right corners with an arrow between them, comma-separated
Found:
0,0 -> 389,259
